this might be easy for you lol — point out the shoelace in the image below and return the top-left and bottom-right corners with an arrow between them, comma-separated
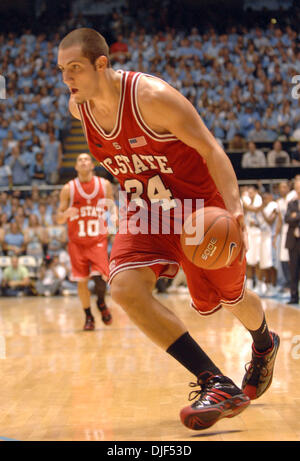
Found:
188,378 -> 222,402
244,354 -> 269,382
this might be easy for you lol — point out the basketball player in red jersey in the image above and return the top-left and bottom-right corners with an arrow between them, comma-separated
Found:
57,153 -> 115,330
57,29 -> 279,431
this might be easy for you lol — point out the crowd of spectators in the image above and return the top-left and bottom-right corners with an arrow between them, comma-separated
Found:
1,4 -> 300,298
0,184 -> 118,297
107,23 -> 300,146
0,178 -> 298,300
240,140 -> 300,168
0,187 -> 73,296
1,8 -> 300,187
0,28 -> 67,187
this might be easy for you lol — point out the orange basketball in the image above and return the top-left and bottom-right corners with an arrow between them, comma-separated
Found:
180,207 -> 242,270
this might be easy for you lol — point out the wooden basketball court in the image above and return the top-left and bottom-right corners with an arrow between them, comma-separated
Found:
0,292 -> 299,441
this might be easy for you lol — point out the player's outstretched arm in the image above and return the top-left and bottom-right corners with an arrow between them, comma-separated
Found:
138,76 -> 247,255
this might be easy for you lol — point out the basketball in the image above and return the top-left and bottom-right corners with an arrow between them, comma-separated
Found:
180,207 -> 242,270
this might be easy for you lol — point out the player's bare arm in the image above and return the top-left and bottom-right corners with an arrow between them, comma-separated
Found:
105,180 -> 118,224
56,183 -> 78,224
138,76 -> 248,251
138,77 -> 242,214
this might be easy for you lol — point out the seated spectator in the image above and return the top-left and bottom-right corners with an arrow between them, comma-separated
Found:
45,213 -> 67,257
0,212 -> 10,233
248,120 -> 272,142
30,152 -> 47,185
291,141 -> 300,166
0,138 -> 11,162
6,130 -> 19,150
110,34 -> 130,61
23,196 -> 35,218
0,154 -> 12,187
267,140 -> 290,167
3,222 -> 25,256
0,192 -> 10,213
277,124 -> 294,142
43,131 -> 62,184
35,203 -> 53,227
24,214 -> 48,261
35,256 -> 62,297
13,205 -> 29,232
1,255 -> 31,297
7,144 -> 30,185
31,135 -> 43,155
228,133 -> 248,151
261,106 -> 278,140
30,186 -> 41,214
241,141 -> 267,168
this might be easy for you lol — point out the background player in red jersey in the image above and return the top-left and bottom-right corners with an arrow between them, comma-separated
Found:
57,29 -> 279,431
57,152 -> 116,330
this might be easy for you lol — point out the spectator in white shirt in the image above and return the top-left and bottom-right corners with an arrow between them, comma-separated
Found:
241,141 -> 267,168
267,140 -> 290,167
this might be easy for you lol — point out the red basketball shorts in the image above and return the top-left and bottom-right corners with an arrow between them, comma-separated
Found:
68,239 -> 109,282
109,229 -> 246,316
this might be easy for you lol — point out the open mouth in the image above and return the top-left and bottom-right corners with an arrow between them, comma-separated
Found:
71,88 -> 78,94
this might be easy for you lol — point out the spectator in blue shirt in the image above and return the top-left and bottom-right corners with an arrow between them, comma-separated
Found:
239,105 -> 257,137
0,155 -> 12,188
8,144 -> 30,186
3,222 -> 25,256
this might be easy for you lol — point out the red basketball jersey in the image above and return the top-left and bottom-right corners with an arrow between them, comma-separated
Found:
78,71 -> 222,227
67,176 -> 108,245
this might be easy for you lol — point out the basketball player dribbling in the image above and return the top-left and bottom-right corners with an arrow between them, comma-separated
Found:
57,153 -> 115,330
57,28 -> 280,431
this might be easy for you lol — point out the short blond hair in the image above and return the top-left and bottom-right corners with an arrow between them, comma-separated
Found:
59,28 -> 110,67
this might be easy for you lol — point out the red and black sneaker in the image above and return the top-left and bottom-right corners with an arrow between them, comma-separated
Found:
180,372 -> 250,431
98,303 -> 112,326
242,331 -> 280,400
83,315 -> 95,331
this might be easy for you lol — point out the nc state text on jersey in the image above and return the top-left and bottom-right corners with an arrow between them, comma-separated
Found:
98,153 -> 174,176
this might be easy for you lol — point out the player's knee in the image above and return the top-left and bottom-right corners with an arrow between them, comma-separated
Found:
111,278 -> 136,307
110,270 -> 152,308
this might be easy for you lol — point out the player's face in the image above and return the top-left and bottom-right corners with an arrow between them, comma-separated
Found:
57,46 -> 99,103
75,154 -> 94,174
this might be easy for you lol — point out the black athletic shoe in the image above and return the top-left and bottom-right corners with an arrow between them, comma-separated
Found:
242,331 -> 280,400
180,372 -> 250,431
98,303 -> 112,326
83,315 -> 95,331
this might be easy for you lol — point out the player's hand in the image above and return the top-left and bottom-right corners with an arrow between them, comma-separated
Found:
64,207 -> 78,219
234,213 -> 248,264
